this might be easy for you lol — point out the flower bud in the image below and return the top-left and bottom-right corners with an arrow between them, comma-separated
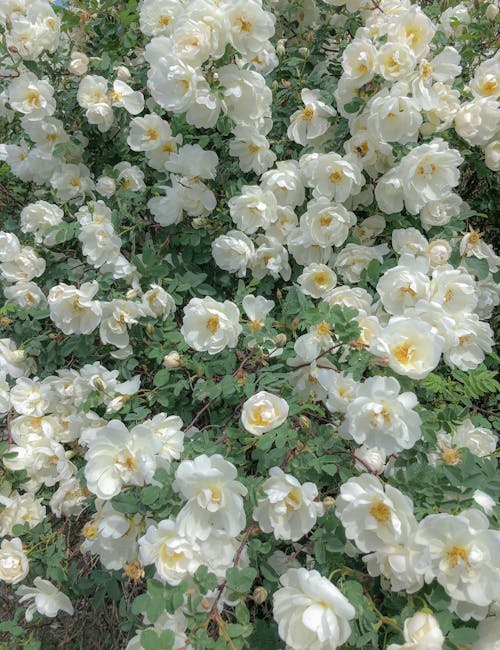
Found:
163,351 -> 182,368
274,333 -> 287,348
299,47 -> 309,57
486,3 -> 498,20
323,496 -> 336,509
69,51 -> 89,76
115,65 -> 131,81
298,415 -> 312,432
253,586 -> 268,604
106,395 -> 129,414
276,39 -> 286,56
146,323 -> 154,335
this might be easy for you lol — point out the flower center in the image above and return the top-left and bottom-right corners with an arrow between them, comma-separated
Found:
392,342 -> 415,365
369,501 -> 391,524
329,170 -> 343,183
316,321 -> 330,336
301,106 -> 314,121
206,315 -> 220,334
248,143 -> 261,153
446,544 -> 469,569
251,405 -> 273,426
442,448 -> 462,465
319,215 -> 333,227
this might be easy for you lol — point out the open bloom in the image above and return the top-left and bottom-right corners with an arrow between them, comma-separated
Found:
273,568 -> 355,650
16,578 -> 73,622
253,467 -> 324,541
181,297 -> 241,354
335,474 -> 418,553
370,316 -> 444,379
173,454 -> 247,540
48,281 -> 102,335
0,537 -> 29,584
241,391 -> 288,435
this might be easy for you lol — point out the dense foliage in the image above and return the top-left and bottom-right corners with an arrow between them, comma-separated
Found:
0,0 -> 499,648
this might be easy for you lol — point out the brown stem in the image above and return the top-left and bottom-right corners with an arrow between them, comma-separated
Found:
207,523 -> 260,622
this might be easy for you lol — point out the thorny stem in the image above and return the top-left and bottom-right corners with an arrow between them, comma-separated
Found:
207,523 -> 260,624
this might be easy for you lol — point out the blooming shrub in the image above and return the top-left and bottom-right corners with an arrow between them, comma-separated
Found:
0,0 -> 499,648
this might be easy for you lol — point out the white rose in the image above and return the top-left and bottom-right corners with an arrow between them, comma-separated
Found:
336,474 -> 418,553
0,538 -> 29,585
370,316 -> 444,379
16,578 -> 74,622
454,98 -> 500,147
253,468 -> 324,541
181,296 -> 241,354
241,391 -> 289,435
388,612 -> 444,650
68,51 -> 89,76
273,568 -> 355,650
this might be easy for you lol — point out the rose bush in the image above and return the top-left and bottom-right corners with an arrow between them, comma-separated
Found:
0,0 -> 499,648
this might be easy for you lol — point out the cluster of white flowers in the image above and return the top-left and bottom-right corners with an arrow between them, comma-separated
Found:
0,0 -> 498,646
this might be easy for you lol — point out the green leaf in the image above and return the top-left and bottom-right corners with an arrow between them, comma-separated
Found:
226,567 -> 257,594
464,256 -> 489,279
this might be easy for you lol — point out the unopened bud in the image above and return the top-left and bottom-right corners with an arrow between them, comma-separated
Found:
276,39 -> 286,56
191,217 -> 208,229
93,377 -> 106,392
115,65 -> 131,81
299,47 -> 309,57
8,45 -> 19,54
292,317 -> 299,329
146,323 -> 154,335
274,333 -> 287,348
163,351 -> 182,369
298,415 -> 312,432
282,80 -> 292,89
106,395 -> 129,414
486,3 -> 498,20
252,586 -> 268,604
323,496 -> 336,509
126,289 -> 139,299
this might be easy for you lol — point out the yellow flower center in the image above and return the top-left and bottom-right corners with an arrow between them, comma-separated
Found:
329,170 -> 343,183
446,544 -> 469,569
237,17 -> 251,32
442,448 -> 462,466
369,501 -> 391,524
251,405 -> 272,426
206,315 -> 220,334
316,321 -> 330,336
248,143 -> 262,153
313,271 -> 329,286
301,106 -> 314,121
146,128 -> 159,141
158,15 -> 170,26
27,90 -> 41,107
319,215 -> 333,227
392,342 -> 414,365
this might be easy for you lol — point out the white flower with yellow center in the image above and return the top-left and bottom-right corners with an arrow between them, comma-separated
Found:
415,510 -> 500,612
253,467 -> 324,541
339,376 -> 422,455
48,281 -> 102,336
84,420 -> 159,500
273,568 -> 355,650
335,474 -> 418,553
287,88 -> 336,146
297,263 -> 337,299
370,316 -> 444,379
15,578 -> 73,622
241,391 -> 289,435
181,296 -> 241,355
173,454 -> 247,540
8,72 -> 56,121
138,518 -> 201,586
